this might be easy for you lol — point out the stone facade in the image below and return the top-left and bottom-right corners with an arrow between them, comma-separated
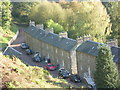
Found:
76,52 -> 96,77
24,25 -> 78,74
76,40 -> 120,78
24,21 -> 120,78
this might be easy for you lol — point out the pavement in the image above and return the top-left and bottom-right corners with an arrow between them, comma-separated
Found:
10,28 -> 87,88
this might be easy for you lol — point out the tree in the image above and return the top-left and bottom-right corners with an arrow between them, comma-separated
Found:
102,2 -> 118,39
29,2 -> 65,24
29,1 -> 111,42
2,0 -> 12,30
94,45 -> 119,88
118,1 -> 120,47
46,19 -> 64,34
0,1 -> 2,27
60,1 -> 111,42
12,2 -> 37,23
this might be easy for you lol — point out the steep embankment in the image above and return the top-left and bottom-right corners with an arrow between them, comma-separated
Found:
1,54 -> 69,88
0,24 -> 18,49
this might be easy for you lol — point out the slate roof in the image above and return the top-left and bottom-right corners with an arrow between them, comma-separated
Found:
76,40 -> 120,63
111,46 -> 120,63
3,46 -> 22,57
24,26 -> 77,51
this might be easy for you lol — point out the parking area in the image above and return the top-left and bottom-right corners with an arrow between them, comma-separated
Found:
10,29 -> 88,88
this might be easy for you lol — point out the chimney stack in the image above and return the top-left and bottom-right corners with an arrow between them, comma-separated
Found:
106,39 -> 118,46
36,24 -> 44,29
76,37 -> 83,44
45,28 -> 54,36
45,28 -> 54,33
29,20 -> 35,27
59,32 -> 68,38
83,34 -> 91,41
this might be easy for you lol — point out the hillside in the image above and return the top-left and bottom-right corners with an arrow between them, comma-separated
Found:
1,54 -> 69,88
0,24 -> 18,49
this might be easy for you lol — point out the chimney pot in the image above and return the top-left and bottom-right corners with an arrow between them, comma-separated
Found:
45,28 -> 54,33
76,37 -> 83,44
83,34 -> 91,41
29,20 -> 35,27
59,32 -> 68,38
36,24 -> 44,29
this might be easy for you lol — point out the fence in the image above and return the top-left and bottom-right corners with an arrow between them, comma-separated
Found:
7,29 -> 19,46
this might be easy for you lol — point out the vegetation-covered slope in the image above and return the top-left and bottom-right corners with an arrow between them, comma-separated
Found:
1,54 -> 69,88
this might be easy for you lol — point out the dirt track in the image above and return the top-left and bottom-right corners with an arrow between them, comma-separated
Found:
10,28 -> 87,88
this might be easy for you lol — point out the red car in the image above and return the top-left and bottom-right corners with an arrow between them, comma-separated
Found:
45,63 -> 57,71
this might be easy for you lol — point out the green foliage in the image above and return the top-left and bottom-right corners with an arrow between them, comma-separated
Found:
67,2 -> 111,41
43,69 -> 50,75
29,2 -> 65,24
12,2 -> 37,23
0,1 -> 2,27
1,55 -> 68,88
0,24 -> 18,48
102,2 -> 118,39
2,0 -> 12,30
94,45 -> 119,88
46,19 -> 64,34
6,82 -> 16,88
28,2 -> 111,42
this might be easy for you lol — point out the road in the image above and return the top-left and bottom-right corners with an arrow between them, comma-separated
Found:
10,28 -> 87,88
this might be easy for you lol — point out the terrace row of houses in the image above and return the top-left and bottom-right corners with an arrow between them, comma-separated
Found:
24,21 -> 120,78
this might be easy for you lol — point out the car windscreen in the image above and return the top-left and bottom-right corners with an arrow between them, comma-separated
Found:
48,64 -> 54,67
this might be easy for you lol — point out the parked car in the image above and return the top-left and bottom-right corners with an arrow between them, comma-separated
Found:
83,73 -> 96,89
45,63 -> 57,71
43,56 -> 51,63
21,43 -> 29,49
69,74 -> 82,83
58,68 -> 70,79
26,49 -> 33,55
32,53 -> 42,62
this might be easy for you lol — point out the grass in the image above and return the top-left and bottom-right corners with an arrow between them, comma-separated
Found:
1,54 -> 69,88
0,24 -> 18,49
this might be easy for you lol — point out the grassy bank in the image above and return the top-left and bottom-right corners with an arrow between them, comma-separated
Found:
0,24 -> 18,49
1,54 -> 69,88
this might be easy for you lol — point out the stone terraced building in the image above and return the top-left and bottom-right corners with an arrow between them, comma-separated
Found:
24,21 -> 120,78
24,23 -> 79,74
76,40 -> 120,77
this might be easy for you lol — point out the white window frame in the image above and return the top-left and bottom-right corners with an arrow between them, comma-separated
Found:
81,65 -> 83,70
47,44 -> 48,49
62,51 -> 63,57
48,53 -> 49,58
62,60 -> 64,67
56,48 -> 57,54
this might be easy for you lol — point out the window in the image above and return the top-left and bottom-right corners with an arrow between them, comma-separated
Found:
81,65 -> 83,70
56,48 -> 57,53
62,51 -> 63,57
62,60 -> 64,67
47,44 -> 48,49
68,63 -> 70,69
48,53 -> 49,58
88,66 -> 91,76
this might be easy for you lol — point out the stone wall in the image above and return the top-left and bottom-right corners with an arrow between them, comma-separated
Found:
76,51 -> 96,77
24,31 -> 75,73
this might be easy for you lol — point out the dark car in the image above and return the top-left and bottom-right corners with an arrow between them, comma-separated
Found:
69,74 -> 82,83
26,49 -> 33,55
32,53 -> 42,62
43,56 -> 51,63
58,68 -> 70,79
45,63 -> 57,71
21,43 -> 29,49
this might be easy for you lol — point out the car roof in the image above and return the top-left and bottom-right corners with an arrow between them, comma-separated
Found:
47,63 -> 53,65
